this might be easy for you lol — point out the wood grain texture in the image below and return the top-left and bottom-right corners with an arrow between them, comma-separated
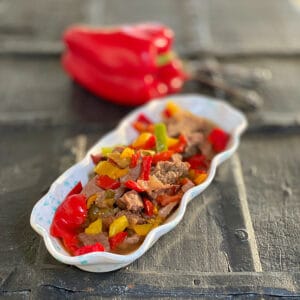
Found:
208,0 -> 300,55
2,0 -> 300,57
240,134 -> 300,272
1,0 -> 300,298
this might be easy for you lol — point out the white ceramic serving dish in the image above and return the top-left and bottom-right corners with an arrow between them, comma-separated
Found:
30,94 -> 247,272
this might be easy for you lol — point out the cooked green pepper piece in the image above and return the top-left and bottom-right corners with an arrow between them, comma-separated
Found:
154,123 -> 168,152
101,147 -> 114,156
105,190 -> 115,198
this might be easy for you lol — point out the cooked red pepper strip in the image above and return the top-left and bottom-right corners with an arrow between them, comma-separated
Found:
109,232 -> 128,250
152,150 -> 174,164
208,128 -> 230,153
132,113 -> 153,132
162,108 -> 172,118
96,175 -> 121,190
132,121 -> 149,133
125,180 -> 144,192
74,242 -> 105,256
140,156 -> 153,180
143,199 -> 154,216
62,232 -> 80,255
132,134 -> 156,150
143,135 -> 156,150
169,134 -> 187,153
186,154 -> 208,170
156,192 -> 183,206
136,113 -> 152,125
130,151 -> 140,168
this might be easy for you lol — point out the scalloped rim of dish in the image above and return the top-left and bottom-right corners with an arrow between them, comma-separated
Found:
30,94 -> 247,270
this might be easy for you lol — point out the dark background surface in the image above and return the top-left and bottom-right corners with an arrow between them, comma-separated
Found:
0,0 -> 300,299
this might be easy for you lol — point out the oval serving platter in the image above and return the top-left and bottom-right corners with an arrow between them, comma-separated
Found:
30,94 -> 247,272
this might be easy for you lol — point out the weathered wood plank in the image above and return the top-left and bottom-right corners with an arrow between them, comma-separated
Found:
1,0 -> 300,298
2,265 -> 300,298
1,56 -> 300,131
2,0 -> 300,56
0,57 -> 131,128
240,134 -> 300,272
213,155 -> 262,272
208,0 -> 300,55
0,0 -> 87,42
217,57 -> 300,114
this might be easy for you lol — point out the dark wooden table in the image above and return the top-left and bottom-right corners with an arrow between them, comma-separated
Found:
0,1 -> 300,299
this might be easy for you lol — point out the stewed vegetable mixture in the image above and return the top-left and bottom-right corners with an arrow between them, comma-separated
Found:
50,102 -> 230,255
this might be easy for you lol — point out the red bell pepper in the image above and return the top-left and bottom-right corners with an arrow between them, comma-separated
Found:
162,108 -> 172,118
140,155 -> 153,180
136,113 -> 152,125
143,135 -> 156,150
143,199 -> 154,216
208,128 -> 230,153
125,180 -> 144,192
57,231 -> 79,255
132,134 -> 156,150
169,134 -> 187,153
51,194 -> 87,235
50,185 -> 88,254
157,59 -> 186,94
74,242 -> 105,256
156,192 -> 183,206
152,150 -> 174,164
66,181 -> 83,197
133,113 -> 153,133
109,232 -> 128,250
130,151 -> 140,168
186,154 -> 208,170
96,175 -> 121,190
62,23 -> 187,105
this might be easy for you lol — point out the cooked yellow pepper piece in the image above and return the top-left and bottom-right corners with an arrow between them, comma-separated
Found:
194,173 -> 208,185
109,215 -> 129,237
166,101 -> 181,116
188,169 -> 195,179
107,152 -> 130,168
167,137 -> 179,147
120,147 -> 135,158
85,219 -> 102,235
153,205 -> 158,215
140,150 -> 155,156
94,161 -> 128,179
87,194 -> 97,209
132,224 -> 153,236
149,216 -> 163,228
131,132 -> 153,148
